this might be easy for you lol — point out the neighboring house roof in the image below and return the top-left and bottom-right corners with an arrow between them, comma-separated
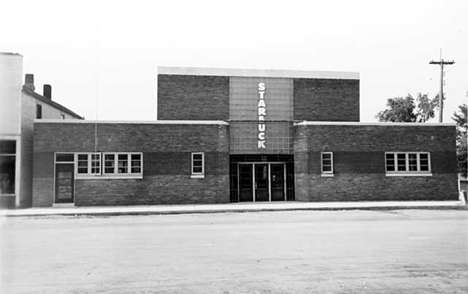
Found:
0,52 -> 22,56
22,87 -> 84,119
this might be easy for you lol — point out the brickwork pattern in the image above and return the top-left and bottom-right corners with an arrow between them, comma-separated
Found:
32,178 -> 54,207
157,75 -> 229,120
293,79 -> 360,121
307,174 -> 458,201
75,175 -> 229,206
32,123 -> 229,206
293,124 -> 458,201
34,123 -> 229,153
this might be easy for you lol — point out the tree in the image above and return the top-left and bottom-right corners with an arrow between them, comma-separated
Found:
452,104 -> 467,177
376,93 -> 439,122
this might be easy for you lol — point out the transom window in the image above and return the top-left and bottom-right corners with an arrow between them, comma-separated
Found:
385,152 -> 431,174
321,152 -> 334,174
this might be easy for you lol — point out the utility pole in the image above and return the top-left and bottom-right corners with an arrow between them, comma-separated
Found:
429,50 -> 455,122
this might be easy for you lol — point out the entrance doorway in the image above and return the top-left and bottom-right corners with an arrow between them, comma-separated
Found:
238,163 -> 286,202
230,154 -> 294,202
55,164 -> 74,204
54,153 -> 75,204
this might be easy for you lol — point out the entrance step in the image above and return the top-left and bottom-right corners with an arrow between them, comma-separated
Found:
53,203 -> 75,208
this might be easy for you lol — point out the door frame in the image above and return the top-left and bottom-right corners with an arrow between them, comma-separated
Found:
237,162 -> 286,202
54,153 -> 75,205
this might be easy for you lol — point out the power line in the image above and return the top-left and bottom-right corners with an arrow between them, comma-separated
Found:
429,50 -> 455,123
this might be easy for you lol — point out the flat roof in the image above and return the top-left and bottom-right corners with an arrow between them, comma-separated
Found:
158,66 -> 359,80
35,120 -> 455,127
35,119 -> 229,125
294,121 -> 456,127
0,52 -> 22,56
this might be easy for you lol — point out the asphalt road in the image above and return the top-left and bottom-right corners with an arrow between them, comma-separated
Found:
1,210 -> 467,294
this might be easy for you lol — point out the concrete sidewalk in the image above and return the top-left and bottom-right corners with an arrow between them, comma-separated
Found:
1,200 -> 466,217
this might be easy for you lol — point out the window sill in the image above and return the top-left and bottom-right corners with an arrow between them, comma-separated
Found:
386,173 -> 432,177
191,174 -> 205,179
321,173 -> 334,177
77,175 -> 143,180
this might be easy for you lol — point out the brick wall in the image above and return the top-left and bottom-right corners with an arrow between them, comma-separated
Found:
293,79 -> 359,122
20,93 -> 81,207
293,124 -> 458,201
33,122 -> 230,206
157,75 -> 229,120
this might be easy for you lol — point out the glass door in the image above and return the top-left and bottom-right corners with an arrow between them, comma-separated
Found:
270,164 -> 285,201
55,164 -> 74,203
237,162 -> 286,202
255,164 -> 269,201
239,164 -> 253,202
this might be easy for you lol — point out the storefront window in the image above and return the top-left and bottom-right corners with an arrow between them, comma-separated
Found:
0,140 -> 16,195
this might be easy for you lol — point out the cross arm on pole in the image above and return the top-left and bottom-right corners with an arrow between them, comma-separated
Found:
429,60 -> 455,65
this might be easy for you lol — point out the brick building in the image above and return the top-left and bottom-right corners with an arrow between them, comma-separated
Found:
32,67 -> 458,207
0,52 -> 82,208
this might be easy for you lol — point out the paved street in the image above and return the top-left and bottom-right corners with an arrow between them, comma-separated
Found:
1,210 -> 467,294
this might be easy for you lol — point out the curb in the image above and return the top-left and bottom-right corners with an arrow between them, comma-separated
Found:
2,204 -> 467,218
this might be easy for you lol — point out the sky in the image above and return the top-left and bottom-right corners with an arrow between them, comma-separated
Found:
1,0 -> 467,122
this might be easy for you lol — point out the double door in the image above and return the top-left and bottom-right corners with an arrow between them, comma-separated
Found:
238,163 -> 286,202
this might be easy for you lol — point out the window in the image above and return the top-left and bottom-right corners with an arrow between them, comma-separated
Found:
191,152 -> 204,178
321,152 -> 334,175
131,154 -> 142,173
55,153 -> 74,162
36,104 -> 42,119
76,153 -> 101,175
118,154 -> 128,173
385,152 -> 431,176
103,152 -> 142,176
75,152 -> 142,179
0,140 -> 17,195
60,114 -> 65,119
104,154 -> 115,174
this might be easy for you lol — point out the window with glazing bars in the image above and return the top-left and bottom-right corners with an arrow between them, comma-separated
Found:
385,152 -> 431,173
321,152 -> 333,174
76,153 -> 101,175
191,152 -> 204,175
103,153 -> 142,175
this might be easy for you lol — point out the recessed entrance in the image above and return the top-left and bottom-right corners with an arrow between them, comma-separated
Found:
238,163 -> 286,202
230,154 -> 295,202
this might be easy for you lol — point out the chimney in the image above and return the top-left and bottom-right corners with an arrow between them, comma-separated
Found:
24,74 -> 35,91
43,84 -> 52,99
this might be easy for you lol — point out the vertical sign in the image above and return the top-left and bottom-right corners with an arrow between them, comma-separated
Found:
258,82 -> 266,148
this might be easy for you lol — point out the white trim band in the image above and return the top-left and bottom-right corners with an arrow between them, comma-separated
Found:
158,66 -> 359,80
386,173 -> 433,177
35,119 -> 229,125
295,121 -> 456,127
76,175 -> 143,180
